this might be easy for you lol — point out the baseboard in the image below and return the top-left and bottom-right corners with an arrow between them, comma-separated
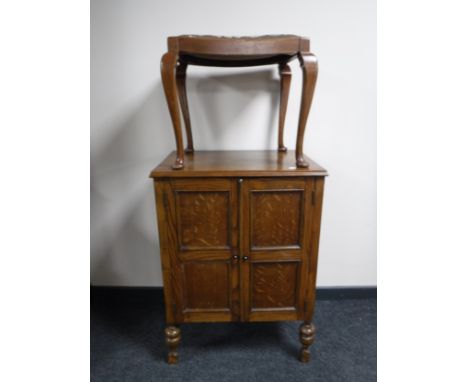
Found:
315,286 -> 376,300
91,285 -> 376,300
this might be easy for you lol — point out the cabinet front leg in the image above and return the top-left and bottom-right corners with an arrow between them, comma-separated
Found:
299,322 -> 316,363
165,326 -> 181,364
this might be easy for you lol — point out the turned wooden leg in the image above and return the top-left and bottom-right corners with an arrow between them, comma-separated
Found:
296,52 -> 318,168
278,63 -> 291,152
161,52 -> 184,170
176,62 -> 194,154
299,322 -> 316,363
165,326 -> 181,364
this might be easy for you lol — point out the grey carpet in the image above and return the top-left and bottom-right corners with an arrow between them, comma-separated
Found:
91,288 -> 376,382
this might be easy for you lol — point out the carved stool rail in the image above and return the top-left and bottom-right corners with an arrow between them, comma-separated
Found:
160,35 -> 319,170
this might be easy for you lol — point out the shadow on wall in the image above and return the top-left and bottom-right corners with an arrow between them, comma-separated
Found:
91,68 -> 280,286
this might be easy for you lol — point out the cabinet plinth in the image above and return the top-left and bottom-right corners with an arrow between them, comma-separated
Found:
151,150 -> 326,363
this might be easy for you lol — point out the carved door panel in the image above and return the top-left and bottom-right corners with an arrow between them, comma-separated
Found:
240,178 -> 313,321
167,179 -> 239,322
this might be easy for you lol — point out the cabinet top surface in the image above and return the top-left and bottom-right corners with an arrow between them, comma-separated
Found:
150,151 -> 327,178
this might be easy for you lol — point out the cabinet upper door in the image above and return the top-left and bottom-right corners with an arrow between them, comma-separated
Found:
166,178 -> 239,323
240,178 -> 315,321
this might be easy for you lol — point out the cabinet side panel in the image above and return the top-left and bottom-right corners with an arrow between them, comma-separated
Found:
154,179 -> 177,324
304,176 -> 325,321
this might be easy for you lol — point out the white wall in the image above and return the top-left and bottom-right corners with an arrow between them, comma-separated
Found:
91,0 -> 376,286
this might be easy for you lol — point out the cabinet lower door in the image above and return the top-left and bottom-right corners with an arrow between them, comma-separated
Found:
240,178 -> 313,321
167,179 -> 239,322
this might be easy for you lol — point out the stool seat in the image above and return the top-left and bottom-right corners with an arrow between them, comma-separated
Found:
168,35 -> 310,66
160,34 -> 318,169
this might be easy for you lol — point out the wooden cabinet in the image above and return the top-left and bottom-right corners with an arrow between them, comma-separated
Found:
151,150 -> 327,364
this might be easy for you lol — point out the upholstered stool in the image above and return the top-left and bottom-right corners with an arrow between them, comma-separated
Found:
160,35 -> 318,169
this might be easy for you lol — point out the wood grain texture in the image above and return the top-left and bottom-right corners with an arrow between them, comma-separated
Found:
150,151 -> 327,178
251,262 -> 298,309
176,191 -> 229,249
183,262 -> 230,310
251,190 -> 302,248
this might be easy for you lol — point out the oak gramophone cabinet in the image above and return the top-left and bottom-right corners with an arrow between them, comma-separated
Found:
150,35 -> 327,364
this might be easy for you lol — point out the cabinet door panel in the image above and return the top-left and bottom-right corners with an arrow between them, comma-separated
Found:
251,261 -> 298,309
183,261 -> 231,310
168,179 -> 239,322
250,190 -> 303,249
241,178 -> 313,321
176,190 -> 230,250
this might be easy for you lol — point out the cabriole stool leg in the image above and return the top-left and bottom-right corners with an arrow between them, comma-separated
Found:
176,62 -> 194,154
278,63 -> 291,152
161,52 -> 185,170
295,52 -> 318,168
